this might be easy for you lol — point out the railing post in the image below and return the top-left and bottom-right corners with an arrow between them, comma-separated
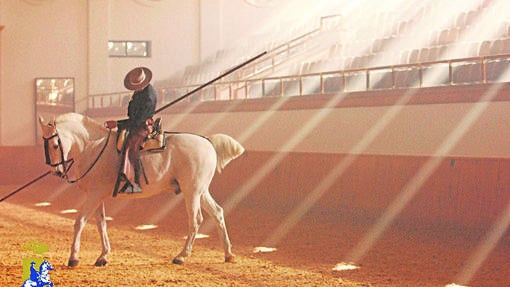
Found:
342,71 -> 346,92
366,69 -> 370,91
320,74 -> 324,94
299,76 -> 303,96
280,79 -> 284,97
391,66 -> 395,89
419,64 -> 423,87
448,61 -> 453,86
482,57 -> 487,84
262,79 -> 266,97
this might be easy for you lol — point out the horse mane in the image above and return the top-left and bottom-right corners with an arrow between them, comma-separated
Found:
55,112 -> 107,140
54,112 -> 84,124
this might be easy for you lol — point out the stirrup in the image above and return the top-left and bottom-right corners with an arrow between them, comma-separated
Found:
119,182 -> 142,194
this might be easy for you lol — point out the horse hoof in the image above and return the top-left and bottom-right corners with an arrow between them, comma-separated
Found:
94,258 -> 108,267
68,259 -> 80,268
172,258 -> 184,265
225,254 -> 236,263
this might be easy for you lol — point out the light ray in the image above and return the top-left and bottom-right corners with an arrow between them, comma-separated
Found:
259,0 -> 510,257
339,0 -> 508,264
191,99 -> 246,136
43,182 -> 73,202
344,69 -> 510,265
60,209 -> 78,214
261,89 -> 415,247
161,100 -> 204,131
35,202 -> 51,207
238,97 -> 292,143
201,91 -> 351,235
145,195 -> 183,225
202,0 -> 448,240
253,246 -> 277,253
451,198 -> 510,286
182,233 -> 209,240
332,262 -> 359,271
135,224 -> 158,230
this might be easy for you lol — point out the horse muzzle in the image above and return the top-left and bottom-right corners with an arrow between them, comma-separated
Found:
49,159 -> 74,179
52,165 -> 66,178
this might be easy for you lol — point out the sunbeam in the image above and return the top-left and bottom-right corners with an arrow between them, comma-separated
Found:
253,0 -> 510,264
201,0 -> 507,248
451,198 -> 510,286
44,182 -> 74,202
200,90 -> 351,236
256,0 -> 481,249
60,209 -> 78,214
145,195 -> 183,225
135,224 -> 158,231
34,202 -> 51,207
260,88 -> 415,248
343,72 -> 510,266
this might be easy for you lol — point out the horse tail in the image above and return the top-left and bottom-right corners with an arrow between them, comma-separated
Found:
208,134 -> 245,173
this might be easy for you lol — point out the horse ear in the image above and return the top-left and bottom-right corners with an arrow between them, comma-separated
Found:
38,116 -> 46,129
46,117 -> 56,128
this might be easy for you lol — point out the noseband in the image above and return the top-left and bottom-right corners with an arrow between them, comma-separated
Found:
43,133 -> 74,176
42,128 -> 111,183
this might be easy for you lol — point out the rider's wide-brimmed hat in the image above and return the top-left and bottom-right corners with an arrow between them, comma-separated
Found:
124,67 -> 152,91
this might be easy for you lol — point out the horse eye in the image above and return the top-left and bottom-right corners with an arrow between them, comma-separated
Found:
53,144 -> 59,149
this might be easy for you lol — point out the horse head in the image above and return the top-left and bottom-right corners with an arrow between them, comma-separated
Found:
38,113 -> 111,181
38,260 -> 54,286
39,260 -> 53,272
38,115 -> 73,178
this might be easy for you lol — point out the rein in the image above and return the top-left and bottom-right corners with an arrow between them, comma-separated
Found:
43,128 -> 112,183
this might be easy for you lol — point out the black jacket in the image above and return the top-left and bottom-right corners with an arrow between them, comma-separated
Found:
127,84 -> 157,127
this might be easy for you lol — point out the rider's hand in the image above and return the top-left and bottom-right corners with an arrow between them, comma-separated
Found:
104,120 -> 117,129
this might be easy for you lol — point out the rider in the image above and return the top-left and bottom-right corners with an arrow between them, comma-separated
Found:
120,67 -> 157,193
29,262 -> 38,282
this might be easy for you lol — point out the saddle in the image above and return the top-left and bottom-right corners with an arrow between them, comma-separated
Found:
111,118 -> 166,197
116,117 -> 166,153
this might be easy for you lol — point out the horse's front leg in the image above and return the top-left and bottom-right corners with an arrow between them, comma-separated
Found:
173,195 -> 203,264
93,202 -> 110,266
68,196 -> 103,267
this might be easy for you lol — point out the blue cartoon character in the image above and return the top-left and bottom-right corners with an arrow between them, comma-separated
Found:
21,259 -> 53,287
21,242 -> 54,287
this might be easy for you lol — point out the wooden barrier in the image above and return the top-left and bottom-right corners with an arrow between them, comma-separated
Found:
211,151 -> 510,229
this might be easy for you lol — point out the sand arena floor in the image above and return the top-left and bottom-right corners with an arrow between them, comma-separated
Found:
1,180 -> 509,287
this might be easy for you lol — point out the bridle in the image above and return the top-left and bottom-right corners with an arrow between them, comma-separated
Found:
42,127 -> 112,183
43,133 -> 72,175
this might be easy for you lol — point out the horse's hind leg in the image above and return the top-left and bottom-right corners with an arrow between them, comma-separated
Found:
201,190 -> 235,262
93,202 -> 110,266
173,194 -> 203,264
69,196 -> 103,267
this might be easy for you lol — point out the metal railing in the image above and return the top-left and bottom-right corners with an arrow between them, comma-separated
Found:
88,15 -> 345,110
88,54 -> 510,111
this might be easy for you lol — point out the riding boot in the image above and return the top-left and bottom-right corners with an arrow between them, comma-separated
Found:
118,133 -> 144,194
131,158 -> 143,193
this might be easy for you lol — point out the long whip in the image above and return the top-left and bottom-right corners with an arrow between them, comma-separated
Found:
155,50 -> 267,114
0,51 -> 268,203
0,171 -> 51,203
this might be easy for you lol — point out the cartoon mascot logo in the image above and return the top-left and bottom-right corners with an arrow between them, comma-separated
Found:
21,242 -> 54,287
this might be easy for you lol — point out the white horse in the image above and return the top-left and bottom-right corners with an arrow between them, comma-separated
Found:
38,113 -> 245,266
